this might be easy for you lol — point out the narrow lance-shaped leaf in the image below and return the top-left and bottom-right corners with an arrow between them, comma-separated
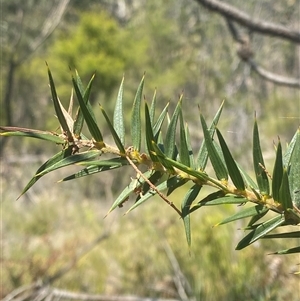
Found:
213,141 -> 226,167
35,150 -> 101,178
73,71 -> 85,135
113,76 -> 125,146
107,170 -> 153,214
100,105 -> 126,155
18,146 -> 73,199
179,109 -> 191,167
156,131 -> 164,151
270,246 -> 300,255
236,214 -> 285,250
272,138 -> 283,202
126,176 -> 181,214
200,114 -> 228,181
283,129 -> 298,167
247,208 -> 269,227
72,75 -> 96,130
215,205 -> 268,227
137,171 -> 163,201
181,184 -> 201,246
47,65 -> 73,142
279,168 -> 293,210
58,96 -> 74,134
152,141 -> 227,189
167,177 -> 188,196
144,103 -> 159,162
0,127 -> 65,144
60,158 -> 128,182
131,75 -> 145,151
73,71 -> 95,137
190,193 -> 245,213
185,123 -> 195,169
72,76 -> 104,145
151,140 -> 175,172
216,128 -> 245,190
262,231 -> 300,239
253,118 -> 269,195
77,158 -> 128,167
149,89 -> 157,125
68,88 -> 74,116
74,69 -> 85,95
153,102 -> 169,138
164,95 -> 183,159
197,100 -> 224,170
237,163 -> 258,190
288,128 -> 300,209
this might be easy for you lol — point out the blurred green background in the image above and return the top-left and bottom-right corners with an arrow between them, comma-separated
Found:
1,0 -> 300,300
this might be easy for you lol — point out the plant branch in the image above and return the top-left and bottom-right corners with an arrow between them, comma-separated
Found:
194,0 -> 300,43
125,155 -> 182,217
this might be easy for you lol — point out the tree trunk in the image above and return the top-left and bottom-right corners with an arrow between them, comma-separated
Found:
1,57 -> 17,157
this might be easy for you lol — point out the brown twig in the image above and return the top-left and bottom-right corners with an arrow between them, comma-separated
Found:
259,162 -> 272,180
126,155 -> 182,217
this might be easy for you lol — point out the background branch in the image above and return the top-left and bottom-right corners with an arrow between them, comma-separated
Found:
3,284 -> 181,301
45,231 -> 110,284
224,19 -> 300,88
248,59 -> 300,88
162,240 -> 195,301
195,0 -> 300,43
23,0 -> 70,63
